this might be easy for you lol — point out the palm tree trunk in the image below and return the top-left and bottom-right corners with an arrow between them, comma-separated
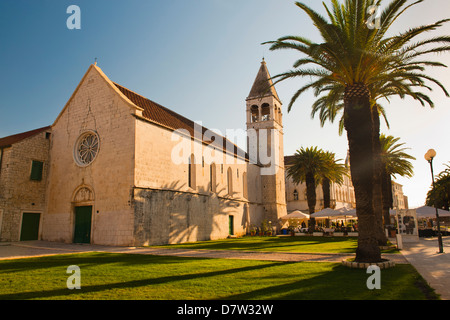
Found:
306,172 -> 316,232
344,83 -> 382,263
381,167 -> 392,228
372,106 -> 388,246
446,187 -> 450,211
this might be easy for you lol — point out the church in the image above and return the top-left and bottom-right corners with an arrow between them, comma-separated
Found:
0,60 -> 288,246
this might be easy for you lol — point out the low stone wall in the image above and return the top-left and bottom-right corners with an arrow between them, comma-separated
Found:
342,259 -> 396,269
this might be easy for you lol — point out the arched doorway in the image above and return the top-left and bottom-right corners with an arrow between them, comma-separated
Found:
72,186 -> 94,244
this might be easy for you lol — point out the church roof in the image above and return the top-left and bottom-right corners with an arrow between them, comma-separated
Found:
247,59 -> 281,103
113,82 -> 248,160
114,82 -> 202,138
0,126 -> 51,148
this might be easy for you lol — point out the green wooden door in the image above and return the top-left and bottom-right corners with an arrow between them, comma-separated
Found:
74,206 -> 92,244
20,213 -> 41,241
228,215 -> 234,235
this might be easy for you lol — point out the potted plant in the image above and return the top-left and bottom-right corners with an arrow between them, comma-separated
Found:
260,220 -> 268,236
266,221 -> 273,236
287,226 -> 295,236
288,218 -> 299,236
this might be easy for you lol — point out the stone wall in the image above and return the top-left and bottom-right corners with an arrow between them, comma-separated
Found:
43,65 -> 137,246
132,117 -> 267,245
133,187 -> 263,245
0,130 -> 51,241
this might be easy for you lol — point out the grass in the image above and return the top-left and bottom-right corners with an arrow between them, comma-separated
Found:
0,251 -> 437,300
153,236 -> 399,254
0,236 -> 433,300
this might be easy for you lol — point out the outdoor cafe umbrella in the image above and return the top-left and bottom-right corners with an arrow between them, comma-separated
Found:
414,206 -> 450,218
280,210 -> 310,222
280,210 -> 310,230
313,207 -> 356,219
309,207 -> 356,229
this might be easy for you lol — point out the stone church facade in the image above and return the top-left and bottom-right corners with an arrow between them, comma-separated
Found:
0,60 -> 287,246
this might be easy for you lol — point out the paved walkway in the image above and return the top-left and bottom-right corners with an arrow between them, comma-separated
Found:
400,236 -> 450,300
0,238 -> 448,299
0,240 -> 406,263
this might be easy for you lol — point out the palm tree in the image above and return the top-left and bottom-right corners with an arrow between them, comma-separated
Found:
379,134 -> 415,224
321,151 -> 348,209
426,163 -> 450,211
286,147 -> 327,231
286,147 -> 347,231
264,0 -> 450,262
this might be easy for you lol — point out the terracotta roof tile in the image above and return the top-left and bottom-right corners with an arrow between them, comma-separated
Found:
0,126 -> 51,148
113,82 -> 247,160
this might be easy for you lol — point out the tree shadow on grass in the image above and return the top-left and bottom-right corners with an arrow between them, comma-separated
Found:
0,252 -> 200,274
0,257 -> 284,300
220,264 -> 433,300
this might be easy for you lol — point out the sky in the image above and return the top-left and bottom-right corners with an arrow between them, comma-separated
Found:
1,0 -> 449,208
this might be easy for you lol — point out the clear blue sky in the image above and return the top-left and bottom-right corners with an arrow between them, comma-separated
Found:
1,0 -> 449,208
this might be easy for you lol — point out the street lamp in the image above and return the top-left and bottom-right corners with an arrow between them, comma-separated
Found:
424,149 -> 444,253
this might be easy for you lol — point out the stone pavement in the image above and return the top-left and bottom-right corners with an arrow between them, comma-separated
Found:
400,236 -> 450,300
0,240 -> 406,263
0,238 -> 448,299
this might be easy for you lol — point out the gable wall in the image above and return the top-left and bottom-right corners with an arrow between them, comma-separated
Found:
43,67 -> 137,246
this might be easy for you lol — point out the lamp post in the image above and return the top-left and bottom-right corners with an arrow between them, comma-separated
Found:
424,149 -> 444,253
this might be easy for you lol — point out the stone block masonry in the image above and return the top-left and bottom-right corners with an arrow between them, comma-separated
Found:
0,130 -> 50,241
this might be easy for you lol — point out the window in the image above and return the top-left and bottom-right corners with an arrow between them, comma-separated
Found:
242,172 -> 248,199
30,160 -> 43,181
227,167 -> 233,196
293,190 -> 299,201
188,154 -> 196,189
74,131 -> 100,167
251,105 -> 259,122
210,163 -> 216,193
261,103 -> 270,121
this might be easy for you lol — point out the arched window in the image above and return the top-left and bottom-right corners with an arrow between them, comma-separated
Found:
293,189 -> 299,201
227,167 -> 233,196
251,105 -> 259,122
210,163 -> 216,193
188,154 -> 196,189
261,103 -> 270,121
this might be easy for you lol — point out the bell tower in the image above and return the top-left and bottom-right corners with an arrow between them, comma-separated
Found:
246,59 -> 287,224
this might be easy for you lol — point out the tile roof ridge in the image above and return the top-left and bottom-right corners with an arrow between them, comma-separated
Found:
0,125 -> 51,148
112,81 -> 197,126
112,81 -> 248,161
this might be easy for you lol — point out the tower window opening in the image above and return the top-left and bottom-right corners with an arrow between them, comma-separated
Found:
261,103 -> 270,121
251,105 -> 259,122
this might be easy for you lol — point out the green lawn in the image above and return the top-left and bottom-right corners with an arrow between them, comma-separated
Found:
0,252 -> 436,300
153,236 -> 398,254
